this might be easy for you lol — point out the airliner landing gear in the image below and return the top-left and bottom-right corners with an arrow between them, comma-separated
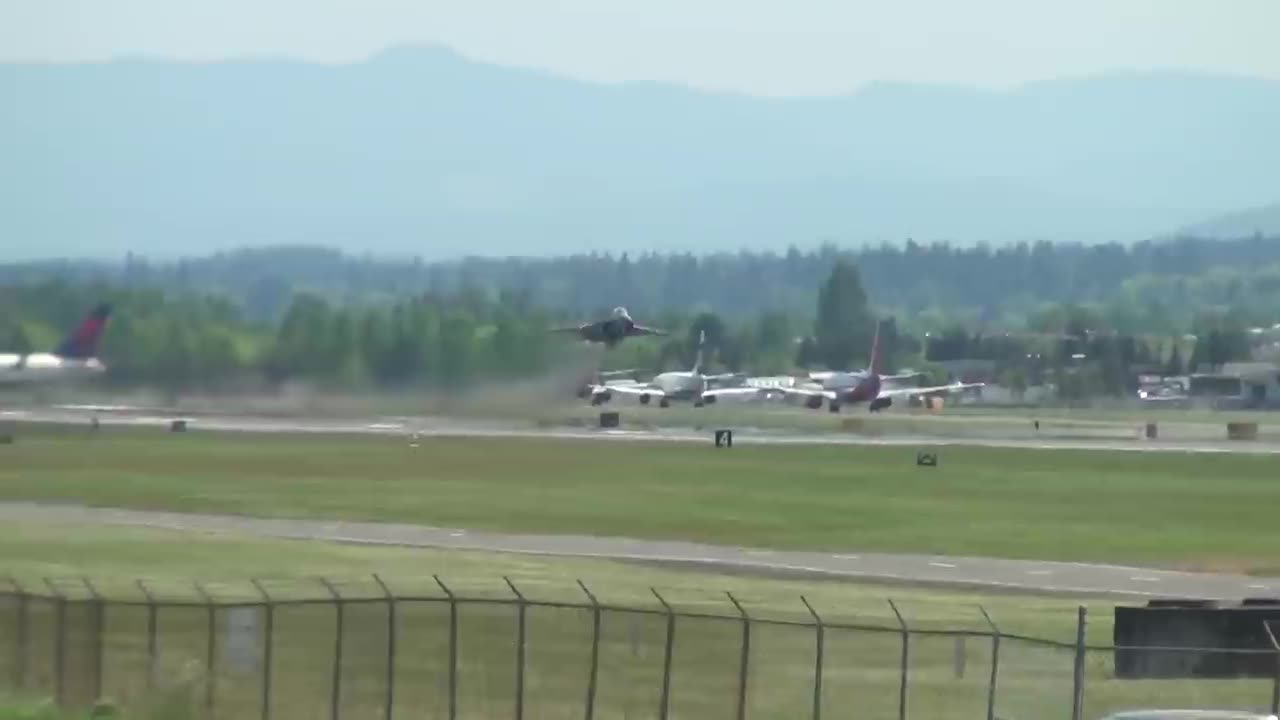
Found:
659,398 -> 671,408
828,400 -> 841,413
869,397 -> 893,413
639,394 -> 651,405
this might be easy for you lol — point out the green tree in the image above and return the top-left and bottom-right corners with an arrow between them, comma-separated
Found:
4,324 -> 33,355
814,261 -> 872,370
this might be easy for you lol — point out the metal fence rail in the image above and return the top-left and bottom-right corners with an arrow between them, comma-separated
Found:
0,576 -> 1276,720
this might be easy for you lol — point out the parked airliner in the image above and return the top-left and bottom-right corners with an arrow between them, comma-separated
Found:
586,331 -> 764,408
782,320 -> 983,413
0,304 -> 112,386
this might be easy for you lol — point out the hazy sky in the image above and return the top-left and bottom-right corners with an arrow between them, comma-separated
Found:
3,0 -> 1279,95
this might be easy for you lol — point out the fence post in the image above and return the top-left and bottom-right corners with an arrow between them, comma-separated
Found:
194,582 -> 217,719
10,577 -> 28,691
250,580 -> 274,720
576,580 -> 601,720
137,581 -> 159,692
43,579 -> 66,707
888,599 -> 910,720
372,574 -> 396,720
979,606 -> 1001,720
81,577 -> 105,702
319,578 -> 345,720
434,576 -> 459,720
1263,620 -> 1279,715
727,592 -> 751,720
1071,606 -> 1087,720
652,589 -> 676,720
800,596 -> 824,720
504,577 -> 528,720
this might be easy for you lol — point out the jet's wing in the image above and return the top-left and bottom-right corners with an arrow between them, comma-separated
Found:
627,324 -> 669,337
877,382 -> 985,399
778,385 -> 839,401
550,323 -> 589,333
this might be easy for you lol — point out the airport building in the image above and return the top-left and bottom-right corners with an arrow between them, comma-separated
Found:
1188,362 -> 1280,409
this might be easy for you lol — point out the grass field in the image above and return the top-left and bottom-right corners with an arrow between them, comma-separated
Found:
2,522 -> 1276,720
2,423 -> 1279,575
4,421 -> 1279,720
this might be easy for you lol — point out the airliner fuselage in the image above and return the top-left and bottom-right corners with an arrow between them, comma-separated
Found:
0,353 -> 106,385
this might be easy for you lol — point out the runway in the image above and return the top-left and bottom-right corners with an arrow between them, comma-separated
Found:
1,501 -> 1276,600
7,405 -> 1280,455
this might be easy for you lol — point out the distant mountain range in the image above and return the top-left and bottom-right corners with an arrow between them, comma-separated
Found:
3,46 -> 1279,261
1177,203 -> 1280,238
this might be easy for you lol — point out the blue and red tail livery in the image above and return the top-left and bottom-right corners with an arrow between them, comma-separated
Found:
55,303 -> 112,359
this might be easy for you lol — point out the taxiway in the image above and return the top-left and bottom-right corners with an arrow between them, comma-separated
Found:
0,501 -> 1274,599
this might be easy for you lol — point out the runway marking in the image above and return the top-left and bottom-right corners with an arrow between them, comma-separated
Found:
929,562 -> 957,569
1247,584 -> 1269,590
449,531 -> 466,538
831,554 -> 861,560
1027,570 -> 1053,575
1130,576 -> 1161,582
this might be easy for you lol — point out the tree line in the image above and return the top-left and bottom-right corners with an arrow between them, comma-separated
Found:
2,234 -> 1279,333
0,242 -> 1267,398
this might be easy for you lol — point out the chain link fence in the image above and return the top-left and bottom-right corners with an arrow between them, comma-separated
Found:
0,577 -> 1277,720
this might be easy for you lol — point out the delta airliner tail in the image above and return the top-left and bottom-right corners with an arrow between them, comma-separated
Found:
0,304 -> 113,386
55,303 -> 112,359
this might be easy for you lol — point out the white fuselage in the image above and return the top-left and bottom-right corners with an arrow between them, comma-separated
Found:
810,370 -> 919,391
651,371 -> 707,402
816,371 -> 864,390
0,353 -> 106,385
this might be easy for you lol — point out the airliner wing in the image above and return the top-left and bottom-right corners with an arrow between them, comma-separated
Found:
779,385 -> 838,401
601,383 -> 664,398
702,387 -> 766,401
877,382 -> 984,399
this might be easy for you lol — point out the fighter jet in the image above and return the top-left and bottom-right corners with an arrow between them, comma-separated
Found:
551,307 -> 669,348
